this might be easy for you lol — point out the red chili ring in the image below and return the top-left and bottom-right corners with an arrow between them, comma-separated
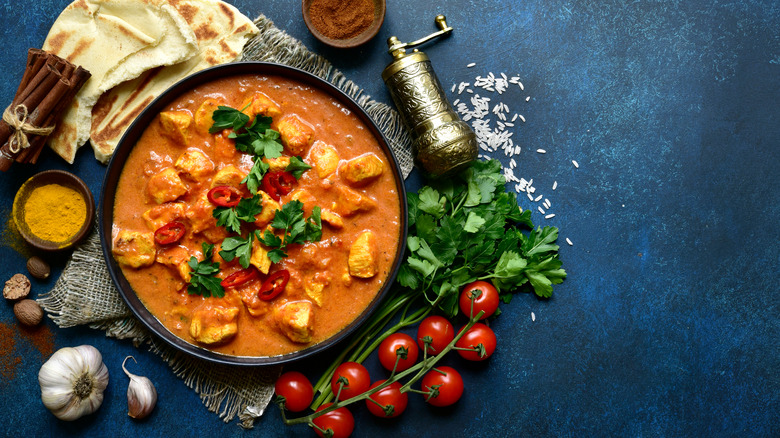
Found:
154,221 -> 186,245
258,269 -> 290,301
261,171 -> 296,201
207,185 -> 242,207
220,267 -> 260,288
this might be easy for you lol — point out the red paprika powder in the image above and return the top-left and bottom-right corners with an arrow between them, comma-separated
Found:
309,0 -> 375,40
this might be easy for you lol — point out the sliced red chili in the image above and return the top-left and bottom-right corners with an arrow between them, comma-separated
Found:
154,222 -> 186,245
261,171 -> 296,201
220,267 -> 259,288
258,269 -> 290,301
207,186 -> 242,207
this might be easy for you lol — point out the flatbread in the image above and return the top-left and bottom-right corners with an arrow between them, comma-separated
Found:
90,0 -> 259,163
43,0 -> 199,163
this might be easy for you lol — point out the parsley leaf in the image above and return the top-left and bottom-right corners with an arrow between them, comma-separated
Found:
213,194 -> 263,234
260,201 -> 322,261
187,243 -> 224,298
286,156 -> 313,179
219,231 -> 256,269
209,106 -> 250,133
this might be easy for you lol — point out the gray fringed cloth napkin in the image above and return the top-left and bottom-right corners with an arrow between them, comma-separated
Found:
37,14 -> 413,429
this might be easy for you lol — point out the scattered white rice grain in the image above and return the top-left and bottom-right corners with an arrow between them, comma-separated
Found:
514,146 -> 521,155
545,213 -> 556,219
466,88 -> 474,93
527,192 -> 535,201
511,113 -> 518,122
543,199 -> 551,209
509,158 -> 516,169
518,81 -> 525,90
572,160 -> 579,168
534,194 -> 543,202
566,238 -> 573,246
538,206 -> 546,214
453,98 -> 460,106
467,62 -> 476,68
518,114 -> 526,122
451,83 -> 456,93
531,312 -> 536,322
536,149 -> 546,154
505,122 -> 514,127
526,96 -> 531,102
552,181 -> 558,190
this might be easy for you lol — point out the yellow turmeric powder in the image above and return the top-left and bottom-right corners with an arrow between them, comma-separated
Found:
23,184 -> 86,243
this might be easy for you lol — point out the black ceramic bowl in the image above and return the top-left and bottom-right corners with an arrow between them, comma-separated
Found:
100,62 -> 407,366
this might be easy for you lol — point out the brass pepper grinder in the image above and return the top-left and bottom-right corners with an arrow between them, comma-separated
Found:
382,15 -> 478,177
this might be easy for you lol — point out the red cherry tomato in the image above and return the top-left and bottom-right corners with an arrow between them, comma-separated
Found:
421,366 -> 464,407
455,323 -> 497,361
459,280 -> 500,320
312,403 -> 354,438
416,315 -> 455,356
220,267 -> 259,288
274,371 -> 313,412
153,221 -> 186,245
330,362 -> 371,401
378,333 -> 419,372
365,380 -> 408,418
257,269 -> 290,300
262,171 -> 296,201
207,185 -> 242,207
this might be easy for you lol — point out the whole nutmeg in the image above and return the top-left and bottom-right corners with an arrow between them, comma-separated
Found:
3,273 -> 31,300
27,256 -> 51,280
14,299 -> 44,326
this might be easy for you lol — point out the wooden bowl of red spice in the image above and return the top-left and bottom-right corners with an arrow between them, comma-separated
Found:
302,0 -> 386,48
12,170 -> 94,252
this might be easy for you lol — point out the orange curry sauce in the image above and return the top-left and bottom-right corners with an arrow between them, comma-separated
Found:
112,74 -> 401,357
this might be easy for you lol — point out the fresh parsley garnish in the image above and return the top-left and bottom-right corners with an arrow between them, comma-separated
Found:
219,231 -> 257,269
187,243 -> 224,298
260,200 -> 322,263
397,159 -> 566,316
213,194 -> 263,234
286,156 -> 312,179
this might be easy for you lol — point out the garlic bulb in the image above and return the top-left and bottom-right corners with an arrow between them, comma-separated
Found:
122,356 -> 157,419
38,345 -> 109,421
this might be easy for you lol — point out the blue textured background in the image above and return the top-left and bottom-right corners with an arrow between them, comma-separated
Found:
1,0 -> 778,436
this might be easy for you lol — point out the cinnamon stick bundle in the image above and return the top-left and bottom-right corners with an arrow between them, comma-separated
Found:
0,49 -> 90,171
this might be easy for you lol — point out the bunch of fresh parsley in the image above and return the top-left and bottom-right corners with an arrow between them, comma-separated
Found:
396,159 -> 566,316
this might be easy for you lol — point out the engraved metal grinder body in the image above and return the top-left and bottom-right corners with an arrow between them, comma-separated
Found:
382,15 -> 477,177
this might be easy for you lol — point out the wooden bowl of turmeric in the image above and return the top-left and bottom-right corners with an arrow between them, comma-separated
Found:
12,170 -> 94,252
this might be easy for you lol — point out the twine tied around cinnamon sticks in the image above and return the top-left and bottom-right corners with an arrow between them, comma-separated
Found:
2,104 -> 55,154
0,49 -> 90,171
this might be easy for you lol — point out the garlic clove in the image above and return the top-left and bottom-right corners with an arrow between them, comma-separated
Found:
122,356 -> 157,419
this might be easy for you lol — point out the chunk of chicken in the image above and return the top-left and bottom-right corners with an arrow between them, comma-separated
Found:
348,231 -> 377,278
290,189 -> 316,211
147,168 -> 188,204
275,301 -> 314,344
112,230 -> 156,268
155,245 -> 192,282
309,141 -> 340,178
159,110 -> 193,145
142,202 -> 186,231
189,304 -> 239,345
320,209 -> 343,229
240,92 -> 282,122
175,148 -> 214,180
210,165 -> 247,189
237,281 -> 272,317
193,98 -> 222,134
263,156 -> 291,173
213,129 -> 239,161
185,193 -> 217,234
341,153 -> 384,185
332,185 -> 376,216
304,274 -> 330,307
249,239 -> 272,275
277,115 -> 314,155
254,190 -> 280,228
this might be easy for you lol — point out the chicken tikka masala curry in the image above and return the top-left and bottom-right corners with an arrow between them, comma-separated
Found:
111,74 -> 402,357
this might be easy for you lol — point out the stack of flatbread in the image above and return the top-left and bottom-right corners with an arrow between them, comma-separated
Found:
42,0 -> 259,163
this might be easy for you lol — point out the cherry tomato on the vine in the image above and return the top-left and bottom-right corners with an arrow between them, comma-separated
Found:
455,323 -> 497,361
274,371 -> 313,412
330,362 -> 370,401
416,315 -> 455,356
378,333 -> 419,372
312,403 -> 354,438
459,280 -> 500,320
421,366 -> 464,407
365,380 -> 408,418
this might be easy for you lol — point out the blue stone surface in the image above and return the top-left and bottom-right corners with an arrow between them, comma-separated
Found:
0,0 -> 778,436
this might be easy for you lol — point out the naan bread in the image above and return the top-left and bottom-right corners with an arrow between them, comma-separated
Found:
43,0 -> 199,163
90,0 -> 259,163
